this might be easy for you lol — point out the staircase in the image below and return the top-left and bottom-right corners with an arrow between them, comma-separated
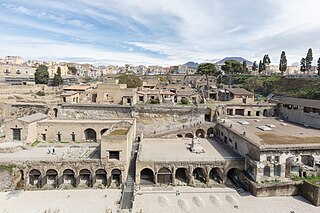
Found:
120,142 -> 138,210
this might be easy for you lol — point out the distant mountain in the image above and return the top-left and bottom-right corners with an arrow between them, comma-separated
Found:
291,62 -> 300,66
183,61 -> 199,68
215,57 -> 253,65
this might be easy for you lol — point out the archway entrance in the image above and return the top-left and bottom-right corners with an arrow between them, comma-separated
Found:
226,168 -> 243,188
140,168 -> 154,185
111,169 -> 121,187
79,169 -> 91,187
63,169 -> 76,187
95,169 -> 107,186
84,128 -> 97,142
175,168 -> 188,185
185,133 -> 194,138
157,168 -> 172,185
192,168 -> 206,183
195,129 -> 206,138
207,128 -> 214,138
263,109 -> 268,116
46,169 -> 58,188
100,128 -> 108,136
53,108 -> 58,118
209,168 -> 222,184
29,169 -> 41,187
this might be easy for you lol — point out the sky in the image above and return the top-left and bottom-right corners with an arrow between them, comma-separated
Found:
0,0 -> 320,66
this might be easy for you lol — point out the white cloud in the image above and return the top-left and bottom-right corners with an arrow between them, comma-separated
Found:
1,0 -> 320,65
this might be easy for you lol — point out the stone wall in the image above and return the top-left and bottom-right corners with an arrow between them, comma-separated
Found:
299,181 -> 320,206
0,164 -> 20,191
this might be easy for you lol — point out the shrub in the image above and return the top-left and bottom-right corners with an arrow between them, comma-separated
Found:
149,99 -> 160,104
36,91 -> 45,96
181,97 -> 189,105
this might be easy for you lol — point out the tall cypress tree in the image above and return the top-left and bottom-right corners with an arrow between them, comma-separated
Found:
252,61 -> 258,72
300,58 -> 307,73
258,60 -> 263,74
279,51 -> 287,75
306,48 -> 313,75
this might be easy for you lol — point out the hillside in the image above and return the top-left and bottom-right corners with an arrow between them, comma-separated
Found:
222,75 -> 320,100
215,57 -> 253,65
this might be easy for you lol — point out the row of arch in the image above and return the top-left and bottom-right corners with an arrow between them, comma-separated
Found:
177,128 -> 214,139
139,167 -> 235,186
28,168 -> 121,188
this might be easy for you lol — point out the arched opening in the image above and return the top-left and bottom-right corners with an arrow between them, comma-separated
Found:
175,168 -> 188,185
157,167 -> 172,185
209,168 -> 222,184
195,129 -> 206,138
226,168 -> 243,188
207,127 -> 214,138
140,168 -> 154,185
46,169 -> 58,188
137,136 -> 141,142
263,109 -> 268,117
29,169 -> 41,187
100,128 -> 108,136
192,167 -> 206,183
79,169 -> 91,187
53,108 -> 58,118
63,169 -> 76,187
84,128 -> 97,142
185,133 -> 194,138
95,169 -> 107,186
263,166 -> 270,177
177,134 -> 183,138
111,169 -> 121,187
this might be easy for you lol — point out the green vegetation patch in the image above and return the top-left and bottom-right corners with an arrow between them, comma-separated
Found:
31,140 -> 41,147
0,164 -> 13,172
110,129 -> 129,135
293,175 -> 320,185
36,91 -> 46,96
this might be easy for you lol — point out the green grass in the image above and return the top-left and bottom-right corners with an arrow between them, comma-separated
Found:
31,140 -> 41,147
59,141 -> 69,143
292,175 -> 320,185
0,164 -> 13,172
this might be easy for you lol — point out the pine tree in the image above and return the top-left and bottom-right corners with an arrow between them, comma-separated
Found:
306,48 -> 313,75
34,65 -> 49,84
279,51 -> 287,75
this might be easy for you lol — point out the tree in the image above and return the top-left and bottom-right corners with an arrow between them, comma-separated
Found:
34,65 -> 49,84
306,48 -> 313,75
196,63 -> 219,98
258,60 -> 263,74
118,73 -> 142,88
279,51 -> 287,75
68,66 -> 77,75
300,57 -> 307,73
252,61 -> 258,72
245,76 -> 263,92
263,54 -> 271,65
317,57 -> 320,76
242,61 -> 248,73
262,54 -> 271,74
52,67 -> 63,86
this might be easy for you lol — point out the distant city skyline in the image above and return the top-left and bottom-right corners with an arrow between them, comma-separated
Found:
0,0 -> 320,66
